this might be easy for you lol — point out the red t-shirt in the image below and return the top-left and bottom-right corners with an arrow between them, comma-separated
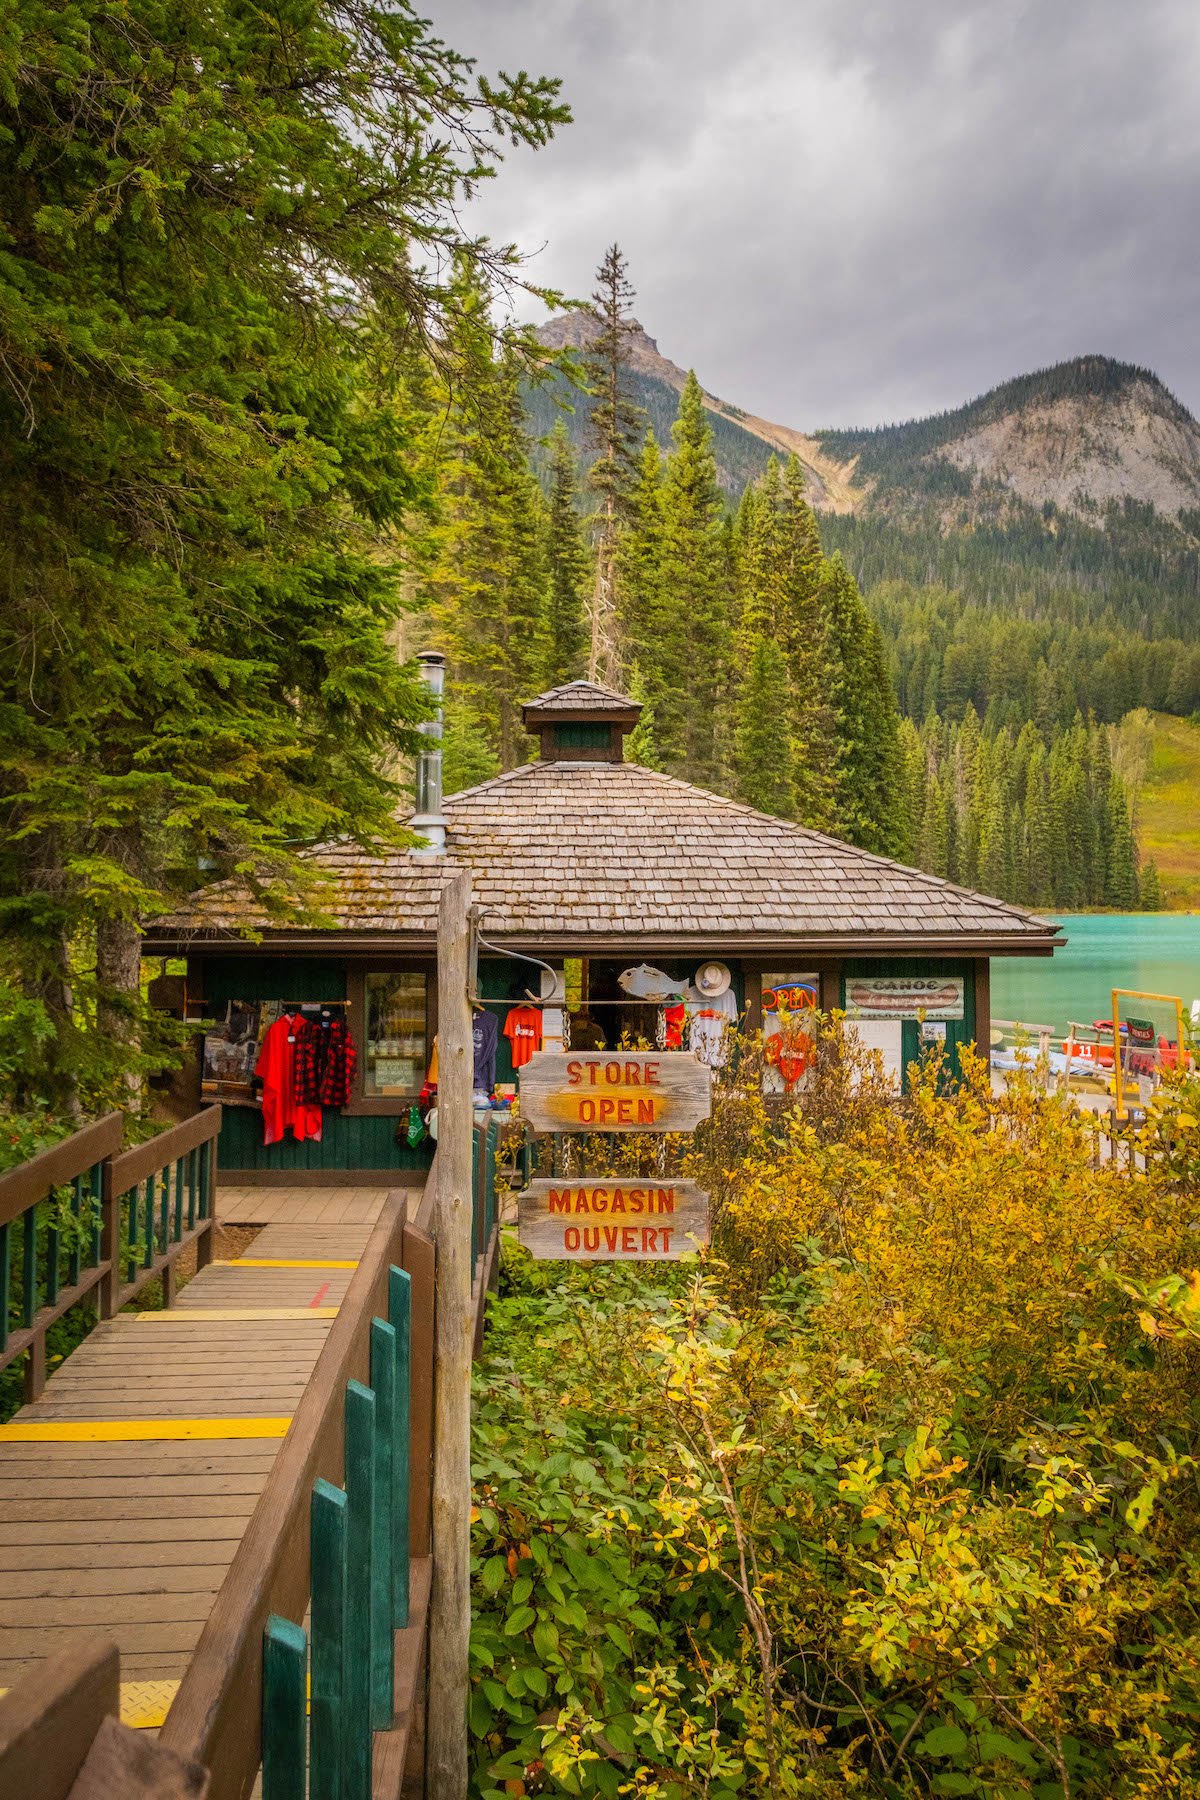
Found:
503,1005 -> 543,1069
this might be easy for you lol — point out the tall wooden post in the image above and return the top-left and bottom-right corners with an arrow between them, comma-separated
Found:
428,866 -> 473,1797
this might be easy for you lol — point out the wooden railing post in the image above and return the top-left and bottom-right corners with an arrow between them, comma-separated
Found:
428,866 -> 474,1800
0,1636 -> 119,1800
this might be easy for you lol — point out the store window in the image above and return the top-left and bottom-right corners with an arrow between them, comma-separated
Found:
363,973 -> 427,1098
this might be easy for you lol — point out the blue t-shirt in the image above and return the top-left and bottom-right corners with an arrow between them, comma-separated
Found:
472,1009 -> 499,1094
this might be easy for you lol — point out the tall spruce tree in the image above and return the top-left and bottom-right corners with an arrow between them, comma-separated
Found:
777,458 -> 839,828
425,306 -> 550,771
659,373 -> 730,788
583,244 -> 643,685
0,0 -> 567,1109
543,420 -> 590,685
734,639 -> 793,816
820,555 -> 906,857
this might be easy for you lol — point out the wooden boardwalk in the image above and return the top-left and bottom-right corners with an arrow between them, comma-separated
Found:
0,1201 -> 378,1724
218,1183 -> 421,1228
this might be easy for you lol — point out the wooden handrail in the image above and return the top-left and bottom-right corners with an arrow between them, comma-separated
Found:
160,1191 -> 410,1800
107,1105 -> 222,1196
0,1113 -> 123,1231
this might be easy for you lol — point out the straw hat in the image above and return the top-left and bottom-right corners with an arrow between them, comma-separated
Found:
694,961 -> 732,998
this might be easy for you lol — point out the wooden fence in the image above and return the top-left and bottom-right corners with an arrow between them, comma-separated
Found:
0,1112 -> 516,1800
0,1106 -> 221,1402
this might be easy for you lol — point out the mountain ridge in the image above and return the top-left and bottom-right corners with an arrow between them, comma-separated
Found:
531,312 -> 1200,528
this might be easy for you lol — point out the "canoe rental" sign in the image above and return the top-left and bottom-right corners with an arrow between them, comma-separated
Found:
517,1179 -> 709,1261
517,1051 -> 711,1134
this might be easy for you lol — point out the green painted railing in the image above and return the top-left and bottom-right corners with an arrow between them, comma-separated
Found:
0,1106 -> 221,1402
261,1266 -> 413,1800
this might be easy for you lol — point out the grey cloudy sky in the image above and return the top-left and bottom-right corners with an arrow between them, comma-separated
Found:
438,0 -> 1200,429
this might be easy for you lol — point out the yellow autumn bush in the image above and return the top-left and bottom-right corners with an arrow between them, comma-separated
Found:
472,1022 -> 1200,1800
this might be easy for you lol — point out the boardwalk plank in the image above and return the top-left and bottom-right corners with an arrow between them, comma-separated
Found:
0,1200 -> 384,1696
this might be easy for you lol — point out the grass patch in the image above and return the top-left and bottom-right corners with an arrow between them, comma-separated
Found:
1137,713 -> 1200,909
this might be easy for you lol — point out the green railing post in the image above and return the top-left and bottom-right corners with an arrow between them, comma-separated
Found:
262,1614 -> 308,1800
200,1137 -> 212,1219
159,1166 -> 170,1254
173,1156 -> 184,1241
388,1266 -> 411,1629
343,1378 -> 375,1800
67,1172 -> 83,1288
142,1176 -> 154,1269
21,1205 -> 36,1328
187,1147 -> 197,1231
46,1194 -> 61,1308
471,1129 -> 480,1265
125,1184 -> 138,1282
369,1318 -> 396,1730
90,1161 -> 103,1266
311,1478 -> 348,1800
485,1118 -> 498,1240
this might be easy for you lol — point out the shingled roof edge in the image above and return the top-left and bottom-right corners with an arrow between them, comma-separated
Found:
437,757 -> 1058,937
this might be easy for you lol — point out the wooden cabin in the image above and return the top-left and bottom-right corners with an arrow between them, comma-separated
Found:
144,678 -> 1060,1186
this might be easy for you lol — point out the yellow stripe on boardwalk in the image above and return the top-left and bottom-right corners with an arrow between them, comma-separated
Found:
0,1418 -> 291,1442
130,1307 -> 339,1321
211,1258 -> 360,1270
119,1679 -> 182,1728
0,1680 -> 181,1729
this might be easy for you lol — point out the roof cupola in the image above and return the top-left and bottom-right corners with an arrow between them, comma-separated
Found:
520,680 -> 642,763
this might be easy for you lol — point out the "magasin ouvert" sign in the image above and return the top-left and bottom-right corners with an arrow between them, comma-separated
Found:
516,1179 -> 709,1261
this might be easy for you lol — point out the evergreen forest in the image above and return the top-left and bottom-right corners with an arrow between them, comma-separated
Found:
417,250 -> 1166,910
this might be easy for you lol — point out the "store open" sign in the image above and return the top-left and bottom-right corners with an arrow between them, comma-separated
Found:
517,1051 -> 712,1133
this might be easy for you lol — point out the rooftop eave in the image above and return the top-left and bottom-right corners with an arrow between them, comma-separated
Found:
143,924 -> 1063,959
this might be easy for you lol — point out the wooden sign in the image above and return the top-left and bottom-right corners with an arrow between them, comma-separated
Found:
517,1179 -> 709,1260
517,1051 -> 711,1134
844,975 -> 964,1022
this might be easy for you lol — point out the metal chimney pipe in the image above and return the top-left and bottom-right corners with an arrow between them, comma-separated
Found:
411,650 -> 448,855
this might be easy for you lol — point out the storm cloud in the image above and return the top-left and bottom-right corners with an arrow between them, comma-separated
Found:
437,0 -> 1200,429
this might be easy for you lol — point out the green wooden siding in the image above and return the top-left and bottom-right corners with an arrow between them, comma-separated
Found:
198,957 -> 429,1173
840,958 -> 977,1088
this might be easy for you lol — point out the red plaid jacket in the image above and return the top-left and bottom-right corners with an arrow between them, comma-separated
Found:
295,1018 -> 357,1107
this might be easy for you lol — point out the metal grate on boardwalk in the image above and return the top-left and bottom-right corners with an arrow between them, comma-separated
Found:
0,1210 -> 376,1721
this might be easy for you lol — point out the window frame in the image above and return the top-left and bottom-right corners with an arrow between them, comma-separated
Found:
343,962 -> 436,1115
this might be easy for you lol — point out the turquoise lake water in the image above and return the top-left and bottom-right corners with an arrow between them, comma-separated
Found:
991,914 -> 1200,1041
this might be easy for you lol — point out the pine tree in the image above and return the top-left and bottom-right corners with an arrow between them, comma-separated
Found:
426,319 -> 550,771
624,666 -> 662,770
659,372 -> 729,787
820,555 -> 905,856
0,0 -> 567,1106
897,716 -> 926,863
734,638 -> 793,816
618,434 -> 669,697
777,458 -> 839,828
584,244 -> 643,685
1104,774 -> 1140,907
1023,743 -> 1053,906
543,420 -> 590,686
1140,858 -> 1163,910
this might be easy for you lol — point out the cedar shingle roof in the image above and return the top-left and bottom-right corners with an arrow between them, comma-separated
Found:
521,680 -> 640,715
152,760 -> 1058,948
